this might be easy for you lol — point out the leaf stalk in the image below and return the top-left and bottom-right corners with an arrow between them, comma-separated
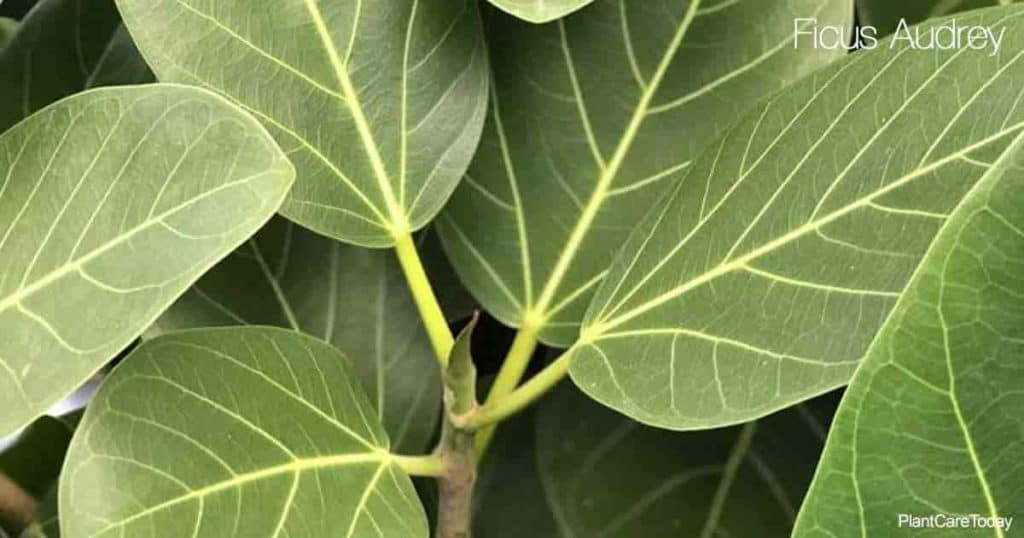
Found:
390,454 -> 446,477
392,230 -> 455,366
473,320 -> 541,457
460,349 -> 573,430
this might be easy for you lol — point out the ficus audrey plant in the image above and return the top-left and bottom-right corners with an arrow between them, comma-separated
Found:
0,0 -> 1022,537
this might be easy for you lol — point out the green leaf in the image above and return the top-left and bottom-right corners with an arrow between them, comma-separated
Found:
0,18 -> 16,51
17,488 -> 57,538
472,408 -> 560,537
148,218 -> 471,453
534,384 -> 837,537
857,0 -> 1018,37
485,0 -> 594,23
0,85 -> 295,437
569,6 -> 1024,430
438,0 -> 852,347
792,118 -> 1024,537
0,0 -> 36,19
60,327 -> 427,537
0,0 -> 151,132
116,0 -> 489,247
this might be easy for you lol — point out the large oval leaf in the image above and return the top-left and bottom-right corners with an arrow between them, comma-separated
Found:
485,0 -> 594,23
0,0 -> 151,132
60,327 -> 427,537
117,0 -> 488,247
148,218 -> 472,453
0,85 -> 295,437
438,0 -> 851,346
535,384 -> 838,537
792,126 -> 1024,536
570,6 -> 1024,429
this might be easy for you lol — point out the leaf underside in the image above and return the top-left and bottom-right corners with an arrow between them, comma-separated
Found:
569,6 -> 1024,430
60,327 -> 427,538
793,116 -> 1024,537
0,85 -> 295,437
485,0 -> 595,23
148,218 -> 471,454
438,0 -> 851,347
117,0 -> 489,247
0,0 -> 150,133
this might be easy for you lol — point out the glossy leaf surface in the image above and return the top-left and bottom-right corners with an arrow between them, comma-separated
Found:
793,122 -> 1024,537
61,327 -> 427,538
571,6 -> 1024,429
117,0 -> 488,247
0,85 -> 295,437
439,0 -> 851,346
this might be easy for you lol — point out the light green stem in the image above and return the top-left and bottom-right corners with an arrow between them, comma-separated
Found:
390,454 -> 446,477
474,323 -> 540,457
393,231 -> 454,366
464,350 -> 572,430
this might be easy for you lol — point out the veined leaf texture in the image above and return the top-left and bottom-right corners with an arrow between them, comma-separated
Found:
438,0 -> 852,347
0,85 -> 295,437
116,0 -> 489,247
570,6 -> 1024,430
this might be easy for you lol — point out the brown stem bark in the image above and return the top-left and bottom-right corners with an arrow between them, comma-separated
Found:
435,423 -> 476,538
0,472 -> 37,533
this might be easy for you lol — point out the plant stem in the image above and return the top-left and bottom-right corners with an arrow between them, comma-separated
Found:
474,323 -> 540,457
0,472 -> 37,532
462,349 -> 572,430
393,230 -> 454,366
436,318 -> 480,538
390,454 -> 445,477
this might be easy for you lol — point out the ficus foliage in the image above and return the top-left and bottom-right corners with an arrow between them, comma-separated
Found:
0,0 -> 1021,537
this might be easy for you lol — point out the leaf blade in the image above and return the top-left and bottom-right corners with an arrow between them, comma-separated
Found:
0,0 -> 151,133
485,0 -> 594,23
59,327 -> 427,538
533,384 -> 839,537
147,219 -> 472,453
116,0 -> 489,246
792,111 -> 1024,538
439,0 -> 852,346
569,6 -> 1024,430
0,84 -> 295,437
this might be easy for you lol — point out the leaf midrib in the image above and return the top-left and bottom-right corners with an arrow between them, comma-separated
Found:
86,452 -> 391,537
299,0 -> 408,234
580,121 -> 1024,342
582,13 -> 1024,341
527,0 -> 703,322
0,169 -> 276,313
